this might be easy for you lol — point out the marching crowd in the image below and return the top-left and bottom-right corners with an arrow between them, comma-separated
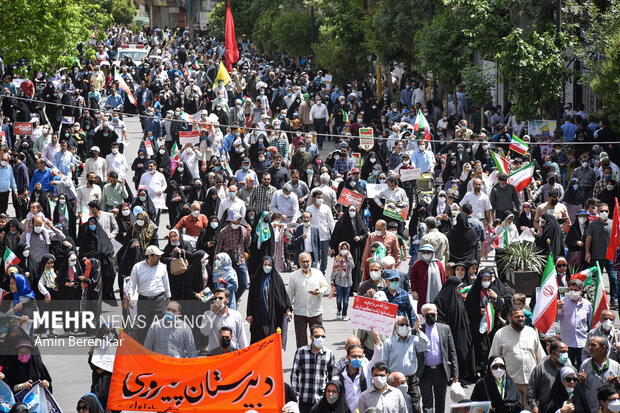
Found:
0,24 -> 619,413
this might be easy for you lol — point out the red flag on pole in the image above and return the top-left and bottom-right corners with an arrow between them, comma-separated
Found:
225,0 -> 239,71
606,197 -> 620,260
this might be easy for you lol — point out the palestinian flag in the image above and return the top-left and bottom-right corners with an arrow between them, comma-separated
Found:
485,301 -> 495,334
492,226 -> 510,249
460,284 -> 472,299
507,161 -> 535,192
591,261 -> 609,327
341,109 -> 350,124
571,266 -> 598,286
532,254 -> 558,334
413,108 -> 431,141
509,135 -> 529,155
3,248 -> 20,273
490,151 -> 511,175
113,68 -> 137,106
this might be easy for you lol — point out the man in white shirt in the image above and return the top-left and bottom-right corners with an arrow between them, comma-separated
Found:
270,184 -> 300,224
217,185 -> 247,223
138,160 -> 167,224
310,173 -> 337,210
105,142 -> 128,178
109,113 -> 128,150
199,288 -> 248,353
461,178 -> 493,223
490,308 -> 546,407
42,133 -> 60,167
82,146 -> 107,185
76,172 -> 102,218
180,144 -> 202,180
144,300 -> 197,358
127,245 -> 171,343
358,362 -> 408,413
305,190 -> 335,275
287,252 -> 329,349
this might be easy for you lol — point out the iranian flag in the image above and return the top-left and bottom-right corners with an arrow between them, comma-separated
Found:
202,151 -> 208,171
113,68 -> 137,106
492,226 -> 509,249
0,288 -> 7,305
490,151 -> 511,175
3,248 -> 20,273
570,266 -> 598,286
485,301 -> 495,334
170,142 -> 180,175
606,197 -> 620,260
532,254 -> 558,334
341,109 -> 350,124
592,261 -> 609,328
181,111 -> 194,123
413,108 -> 431,141
507,161 -> 535,192
509,135 -> 529,155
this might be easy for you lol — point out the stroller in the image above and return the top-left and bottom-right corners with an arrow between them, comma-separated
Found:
415,173 -> 436,205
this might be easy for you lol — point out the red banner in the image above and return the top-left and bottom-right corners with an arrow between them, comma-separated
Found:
14,122 -> 32,135
108,331 -> 284,412
337,188 -> 365,210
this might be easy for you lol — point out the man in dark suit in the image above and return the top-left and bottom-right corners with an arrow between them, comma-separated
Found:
136,80 -> 153,129
291,211 -> 321,268
419,303 -> 459,413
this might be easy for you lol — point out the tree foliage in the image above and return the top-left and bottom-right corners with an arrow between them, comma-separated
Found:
460,64 -> 493,108
0,0 -> 110,72
208,0 -> 257,40
252,7 -> 312,58
110,0 -> 137,26
591,31 -> 620,129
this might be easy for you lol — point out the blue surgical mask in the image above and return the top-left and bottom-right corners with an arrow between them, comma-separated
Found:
243,165 -> 249,170
558,352 -> 569,365
164,311 -> 175,323
210,222 -> 218,229
389,281 -> 399,290
139,196 -> 147,202
573,184 -> 579,191
350,358 -> 363,369
89,224 -> 97,231
214,165 -> 222,171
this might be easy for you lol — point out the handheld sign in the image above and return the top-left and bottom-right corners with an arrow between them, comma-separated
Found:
350,296 -> 398,336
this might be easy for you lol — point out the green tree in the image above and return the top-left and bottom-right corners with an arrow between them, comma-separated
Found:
272,9 -> 312,59
0,0 -> 110,72
111,0 -> 137,25
460,64 -> 493,127
591,31 -> 620,129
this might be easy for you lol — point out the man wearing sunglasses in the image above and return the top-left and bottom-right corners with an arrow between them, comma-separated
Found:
557,278 -> 592,368
579,336 -> 620,413
199,288 -> 248,354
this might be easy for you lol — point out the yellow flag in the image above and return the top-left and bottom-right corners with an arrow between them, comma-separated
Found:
215,61 -> 231,87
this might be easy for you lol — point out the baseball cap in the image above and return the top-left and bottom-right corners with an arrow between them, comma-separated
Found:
382,269 -> 399,281
145,245 -> 163,256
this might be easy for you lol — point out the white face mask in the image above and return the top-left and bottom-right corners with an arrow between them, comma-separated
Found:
491,369 -> 505,379
481,281 -> 491,289
340,250 -> 348,256
564,386 -> 575,394
607,185 -> 615,191
397,325 -> 409,337
191,210 -> 199,218
33,226 -> 43,234
111,148 -> 118,155
122,209 -> 130,216
372,376 -> 387,389
370,271 -> 381,281
569,290 -> 581,301
0,161 -> 7,167
375,229 -> 382,236
136,219 -> 145,227
602,319 -> 614,332
263,265 -> 272,273
607,399 -> 620,412
578,217 -> 587,224
315,198 -> 323,206
231,223 -> 240,230
159,149 -> 166,155
23,250 -> 30,258
348,211 -> 356,218
600,211 -> 609,221
149,169 -> 156,175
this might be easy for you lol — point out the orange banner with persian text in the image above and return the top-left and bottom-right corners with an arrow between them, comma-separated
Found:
107,331 -> 284,412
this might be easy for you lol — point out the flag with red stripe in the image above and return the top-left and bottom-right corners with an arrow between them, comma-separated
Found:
113,68 -> 137,106
592,262 -> 609,328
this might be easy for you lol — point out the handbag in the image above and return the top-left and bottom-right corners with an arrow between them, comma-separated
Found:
170,250 -> 188,275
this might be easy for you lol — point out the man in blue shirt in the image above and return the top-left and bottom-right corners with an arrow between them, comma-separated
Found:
382,270 -> 415,324
330,85 -> 344,103
400,82 -> 414,108
30,158 -> 53,194
0,153 -> 17,214
411,141 -> 436,173
53,140 -> 76,179
561,114 -> 578,141
104,87 -> 124,110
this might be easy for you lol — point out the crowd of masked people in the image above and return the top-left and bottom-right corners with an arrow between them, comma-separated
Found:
0,24 -> 619,413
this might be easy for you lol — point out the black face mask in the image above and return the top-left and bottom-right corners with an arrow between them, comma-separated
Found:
425,313 -> 437,325
221,336 -> 231,348
548,177 -> 556,185
88,179 -> 95,185
550,199 -> 558,206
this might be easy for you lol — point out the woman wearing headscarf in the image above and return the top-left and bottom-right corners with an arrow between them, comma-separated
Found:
563,178 -> 586,222
465,268 -> 505,375
183,250 -> 210,342
154,144 -> 171,176
165,180 -> 188,227
161,229 -> 194,300
131,149 -> 149,190
13,243 -> 37,288
87,325 -> 116,410
566,210 -> 589,268
53,193 -> 76,241
544,366 -> 588,413
3,218 -> 24,253
115,203 -> 134,247
29,184 -> 51,218
448,212 -> 478,262
309,380 -> 351,413
7,270 -> 38,320
34,254 -> 58,304
170,161 -> 193,189
131,189 -> 157,223
247,256 -> 292,345
77,393 -> 105,413
492,212 -> 520,251
441,154 -> 461,182
330,205 -> 368,291
56,252 -> 83,313
0,324 -> 31,367
200,187 -> 221,218
408,201 -> 429,239
196,215 -> 220,286
428,190 -> 453,234
248,211 -> 275,277
516,201 -> 535,234
360,151 -> 380,180
188,178 -> 207,204
335,175 -> 367,214
212,253 -> 238,309
434,276 -> 476,381
78,217 -> 116,303
537,213 -> 564,259
131,211 -> 159,254
471,355 -> 521,413
3,339 -> 52,393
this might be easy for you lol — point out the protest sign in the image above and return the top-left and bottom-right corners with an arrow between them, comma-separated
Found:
144,139 -> 154,157
351,152 -> 362,168
14,123 -> 32,135
399,168 -> 421,182
383,200 -> 409,221
108,331 -> 285,412
179,130 -> 201,146
450,401 -> 492,413
350,296 -> 398,336
337,188 -> 365,210
528,120 -> 556,157
366,183 -> 387,199
0,379 -> 14,413
92,340 -> 117,372
359,128 -> 374,150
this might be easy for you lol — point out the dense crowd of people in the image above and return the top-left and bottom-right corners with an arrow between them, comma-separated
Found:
0,24 -> 619,413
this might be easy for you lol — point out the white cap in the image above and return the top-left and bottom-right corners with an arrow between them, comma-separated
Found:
91,146 -> 100,153
145,245 -> 163,256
